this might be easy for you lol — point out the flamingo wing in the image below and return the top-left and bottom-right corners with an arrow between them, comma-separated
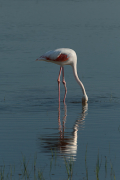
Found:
37,49 -> 69,62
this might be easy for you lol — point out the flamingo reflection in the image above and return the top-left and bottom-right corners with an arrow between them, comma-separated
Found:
38,102 -> 88,160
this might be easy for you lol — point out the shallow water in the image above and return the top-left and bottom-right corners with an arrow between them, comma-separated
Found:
0,0 -> 120,179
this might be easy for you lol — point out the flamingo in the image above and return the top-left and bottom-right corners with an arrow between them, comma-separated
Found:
36,48 -> 88,104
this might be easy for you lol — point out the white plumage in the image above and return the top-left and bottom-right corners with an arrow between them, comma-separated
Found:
36,48 -> 88,104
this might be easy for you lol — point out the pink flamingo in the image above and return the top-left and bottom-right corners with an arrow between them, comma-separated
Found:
36,48 -> 88,104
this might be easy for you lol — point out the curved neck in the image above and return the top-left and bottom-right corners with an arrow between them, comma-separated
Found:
72,63 -> 87,96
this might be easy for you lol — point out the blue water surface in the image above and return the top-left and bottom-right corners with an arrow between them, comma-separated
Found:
0,0 -> 120,179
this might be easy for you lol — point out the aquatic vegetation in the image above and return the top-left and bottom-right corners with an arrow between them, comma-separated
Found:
37,170 -> 45,180
110,161 -> 116,180
20,154 -> 30,179
85,144 -> 88,180
0,164 -> 5,180
0,149 -> 118,180
105,156 -> 107,178
64,156 -> 74,178
95,151 -> 102,180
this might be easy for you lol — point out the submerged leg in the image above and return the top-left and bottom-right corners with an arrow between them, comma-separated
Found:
57,66 -> 62,103
62,67 -> 67,104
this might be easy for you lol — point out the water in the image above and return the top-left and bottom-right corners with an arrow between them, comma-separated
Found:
0,0 -> 120,179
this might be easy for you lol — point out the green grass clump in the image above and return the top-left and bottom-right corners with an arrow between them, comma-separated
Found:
0,148 -> 118,180
64,156 -> 74,178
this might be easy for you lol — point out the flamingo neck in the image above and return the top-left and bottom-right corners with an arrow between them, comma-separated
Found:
72,63 -> 87,97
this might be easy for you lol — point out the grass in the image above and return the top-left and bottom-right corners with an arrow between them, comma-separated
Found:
64,156 -> 74,178
95,151 -> 102,180
85,144 -> 88,180
0,149 -> 117,180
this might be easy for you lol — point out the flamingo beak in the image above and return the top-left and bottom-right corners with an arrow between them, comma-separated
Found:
36,56 -> 42,61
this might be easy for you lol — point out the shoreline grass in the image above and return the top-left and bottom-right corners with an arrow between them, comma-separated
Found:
0,150 -> 117,180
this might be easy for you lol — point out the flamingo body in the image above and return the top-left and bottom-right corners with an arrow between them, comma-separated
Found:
37,48 -> 77,66
36,48 -> 88,104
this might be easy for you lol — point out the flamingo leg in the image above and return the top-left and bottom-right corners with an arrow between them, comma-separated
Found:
62,67 -> 67,103
57,66 -> 62,103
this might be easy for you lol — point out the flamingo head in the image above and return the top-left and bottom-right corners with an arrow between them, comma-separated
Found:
82,94 -> 88,105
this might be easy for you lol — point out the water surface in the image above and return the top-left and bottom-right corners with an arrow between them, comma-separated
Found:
0,0 -> 120,179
